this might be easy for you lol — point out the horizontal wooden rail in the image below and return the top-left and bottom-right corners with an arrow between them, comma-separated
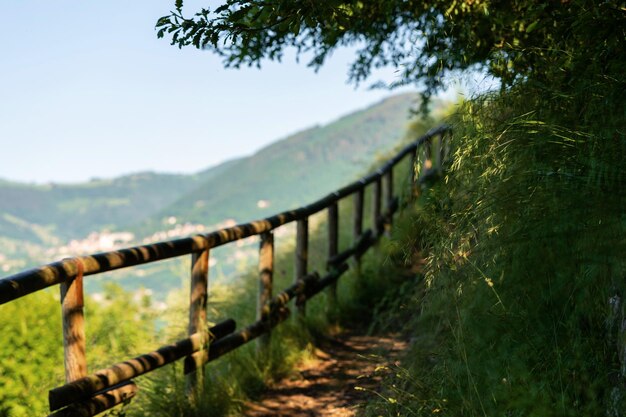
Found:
49,382 -> 138,417
49,319 -> 236,411
0,126 -> 450,306
207,307 -> 291,363
305,263 -> 350,299
207,266 -> 348,363
52,264 -> 355,412
265,272 -> 320,318
327,229 -> 374,267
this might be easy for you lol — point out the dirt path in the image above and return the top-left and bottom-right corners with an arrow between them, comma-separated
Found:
243,331 -> 407,417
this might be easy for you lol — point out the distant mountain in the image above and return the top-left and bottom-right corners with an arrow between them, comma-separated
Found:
139,93 -> 420,232
0,93 -> 423,277
0,173 -> 199,244
0,157 -> 246,245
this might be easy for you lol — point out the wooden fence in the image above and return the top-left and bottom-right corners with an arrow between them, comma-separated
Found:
0,125 -> 450,416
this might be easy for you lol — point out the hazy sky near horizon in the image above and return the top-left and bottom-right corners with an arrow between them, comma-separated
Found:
0,1 -> 465,184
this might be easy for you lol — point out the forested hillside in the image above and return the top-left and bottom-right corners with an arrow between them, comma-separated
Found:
0,93 -> 423,277
0,173 -> 205,243
140,93 -> 425,232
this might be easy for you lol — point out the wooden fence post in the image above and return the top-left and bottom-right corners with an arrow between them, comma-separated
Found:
353,189 -> 364,275
327,203 -> 339,309
384,168 -> 394,234
295,218 -> 308,316
185,246 -> 209,402
60,258 -> 87,383
408,148 -> 418,201
257,232 -> 274,353
373,177 -> 383,238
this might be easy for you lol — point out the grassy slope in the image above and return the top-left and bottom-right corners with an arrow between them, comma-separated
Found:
363,81 -> 626,415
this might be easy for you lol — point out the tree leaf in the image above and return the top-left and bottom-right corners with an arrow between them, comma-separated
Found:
526,20 -> 539,33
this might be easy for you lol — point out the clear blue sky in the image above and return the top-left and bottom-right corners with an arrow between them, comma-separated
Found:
0,1 -> 423,184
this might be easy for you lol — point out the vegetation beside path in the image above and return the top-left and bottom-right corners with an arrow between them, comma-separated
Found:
363,89 -> 626,417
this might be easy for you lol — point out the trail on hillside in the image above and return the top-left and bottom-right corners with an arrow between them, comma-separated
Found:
243,331 -> 407,417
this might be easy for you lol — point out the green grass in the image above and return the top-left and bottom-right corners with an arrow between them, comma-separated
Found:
361,68 -> 626,416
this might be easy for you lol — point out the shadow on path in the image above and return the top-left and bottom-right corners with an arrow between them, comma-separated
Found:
244,331 -> 407,417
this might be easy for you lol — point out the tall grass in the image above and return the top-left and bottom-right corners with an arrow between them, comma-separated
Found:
363,71 -> 626,416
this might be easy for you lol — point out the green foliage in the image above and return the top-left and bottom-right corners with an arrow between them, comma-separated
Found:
0,285 -> 156,417
86,283 -> 157,369
363,63 -> 626,415
0,291 -> 63,417
157,1 -> 625,106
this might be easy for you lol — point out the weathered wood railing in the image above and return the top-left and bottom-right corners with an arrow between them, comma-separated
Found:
0,125 -> 450,416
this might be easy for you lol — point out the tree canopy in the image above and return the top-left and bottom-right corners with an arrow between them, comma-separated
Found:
157,1 -> 624,104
